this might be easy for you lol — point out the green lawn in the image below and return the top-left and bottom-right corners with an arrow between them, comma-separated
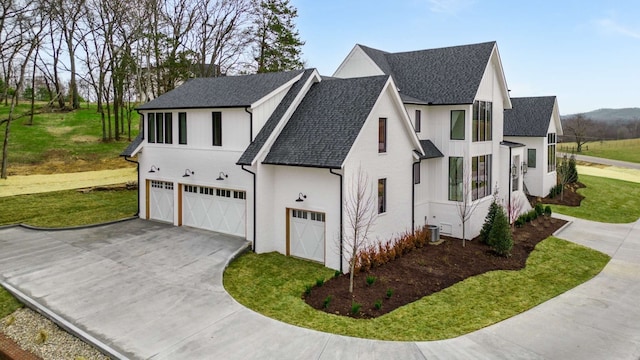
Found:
224,238 -> 609,341
0,102 -> 139,167
0,188 -> 138,227
550,174 -> 640,223
559,138 -> 640,163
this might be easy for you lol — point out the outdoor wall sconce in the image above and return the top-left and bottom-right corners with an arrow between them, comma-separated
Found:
216,172 -> 228,181
295,193 -> 307,202
148,165 -> 160,173
511,164 -> 518,178
183,169 -> 194,177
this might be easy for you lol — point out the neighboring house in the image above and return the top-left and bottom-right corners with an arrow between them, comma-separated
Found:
123,41 -> 557,271
504,96 -> 563,197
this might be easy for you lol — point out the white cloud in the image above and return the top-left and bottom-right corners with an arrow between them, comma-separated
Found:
597,18 -> 640,39
427,0 -> 475,15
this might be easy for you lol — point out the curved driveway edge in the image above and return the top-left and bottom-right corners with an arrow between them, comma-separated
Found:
1,217 -> 639,359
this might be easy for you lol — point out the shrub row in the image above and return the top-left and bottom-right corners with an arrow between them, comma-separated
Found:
515,203 -> 552,227
354,225 -> 431,273
548,184 -> 564,198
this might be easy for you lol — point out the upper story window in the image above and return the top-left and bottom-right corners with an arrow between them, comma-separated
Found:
178,112 -> 187,145
548,133 -> 556,173
164,113 -> 173,144
472,100 -> 492,142
378,118 -> 387,153
414,110 -> 421,132
450,110 -> 465,140
147,113 -> 155,143
212,112 -> 222,146
155,113 -> 164,143
378,178 -> 387,213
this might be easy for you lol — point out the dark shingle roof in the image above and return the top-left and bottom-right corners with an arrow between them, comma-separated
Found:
237,69 -> 316,165
120,134 -> 143,157
359,42 -> 496,105
500,140 -> 526,148
262,76 -> 389,168
137,70 -> 305,110
504,96 -> 556,137
419,140 -> 444,159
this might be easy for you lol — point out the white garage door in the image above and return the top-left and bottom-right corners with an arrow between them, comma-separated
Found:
289,209 -> 325,263
148,180 -> 174,223
182,185 -> 246,237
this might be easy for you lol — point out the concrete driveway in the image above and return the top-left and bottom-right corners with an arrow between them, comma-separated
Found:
1,217 -> 640,359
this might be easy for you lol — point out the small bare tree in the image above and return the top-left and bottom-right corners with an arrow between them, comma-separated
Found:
564,114 -> 596,152
455,157 -> 480,247
557,154 -> 578,201
342,167 -> 377,294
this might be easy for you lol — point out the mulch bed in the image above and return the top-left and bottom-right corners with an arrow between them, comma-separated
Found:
304,183 -> 586,319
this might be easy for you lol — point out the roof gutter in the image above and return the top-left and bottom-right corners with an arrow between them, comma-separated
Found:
244,107 -> 253,142
241,165 -> 257,252
329,168 -> 343,273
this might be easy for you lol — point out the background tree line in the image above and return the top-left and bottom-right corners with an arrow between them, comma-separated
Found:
0,0 -> 304,178
561,114 -> 640,152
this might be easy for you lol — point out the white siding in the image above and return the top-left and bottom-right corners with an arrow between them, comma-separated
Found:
251,86 -> 289,140
333,46 -> 385,78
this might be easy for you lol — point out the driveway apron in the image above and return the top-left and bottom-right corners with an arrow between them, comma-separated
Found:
1,216 -> 640,359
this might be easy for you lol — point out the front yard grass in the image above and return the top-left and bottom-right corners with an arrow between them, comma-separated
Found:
550,174 -> 640,223
0,188 -> 137,227
223,237 -> 609,341
559,138 -> 640,163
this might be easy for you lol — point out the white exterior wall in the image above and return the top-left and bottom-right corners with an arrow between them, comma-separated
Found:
504,136 -> 552,197
332,46 -> 385,78
251,86 -> 289,140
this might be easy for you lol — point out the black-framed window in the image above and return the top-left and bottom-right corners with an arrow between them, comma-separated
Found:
472,155 -> 491,200
449,157 -> 463,201
415,109 -> 421,132
378,178 -> 386,213
156,113 -> 164,143
413,162 -> 420,184
212,112 -> 222,146
472,100 -> 492,142
378,118 -> 387,153
528,149 -> 536,168
548,133 -> 556,173
450,110 -> 465,140
147,113 -> 155,143
164,112 -> 173,144
178,112 -> 187,145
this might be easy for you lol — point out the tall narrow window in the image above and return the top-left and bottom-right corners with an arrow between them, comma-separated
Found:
212,112 -> 222,146
512,155 -> 520,191
178,112 -> 187,145
164,113 -> 173,144
472,155 -> 491,200
547,133 -> 556,172
378,118 -> 387,153
414,110 -> 421,132
448,157 -> 463,201
147,113 -> 155,143
473,100 -> 492,142
413,162 -> 420,184
528,149 -> 536,168
378,178 -> 386,213
156,112 -> 164,143
486,102 -> 492,141
450,110 -> 465,140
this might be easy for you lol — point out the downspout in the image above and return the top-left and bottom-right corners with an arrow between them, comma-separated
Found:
329,168 -> 343,273
244,107 -> 253,142
412,160 -> 420,231
241,165 -> 257,252
508,147 -> 512,219
124,155 -> 140,217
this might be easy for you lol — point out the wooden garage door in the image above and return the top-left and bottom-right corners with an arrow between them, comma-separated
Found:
182,185 -> 246,237
289,209 -> 325,263
148,180 -> 174,223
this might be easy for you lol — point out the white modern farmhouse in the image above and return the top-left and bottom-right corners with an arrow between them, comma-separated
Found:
122,41 -> 561,271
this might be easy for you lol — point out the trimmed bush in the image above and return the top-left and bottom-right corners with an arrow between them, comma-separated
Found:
351,302 -> 362,315
480,199 -> 500,244
544,205 -> 552,217
535,203 -> 544,216
488,207 -> 513,256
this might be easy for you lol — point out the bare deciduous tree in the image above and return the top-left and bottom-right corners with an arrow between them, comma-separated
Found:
342,167 -> 377,294
564,114 -> 597,152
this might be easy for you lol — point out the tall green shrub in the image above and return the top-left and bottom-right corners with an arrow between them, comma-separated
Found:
480,199 -> 500,244
488,207 -> 513,256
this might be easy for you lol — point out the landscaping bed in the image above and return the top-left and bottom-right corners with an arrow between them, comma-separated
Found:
531,181 -> 586,207
304,216 -> 567,318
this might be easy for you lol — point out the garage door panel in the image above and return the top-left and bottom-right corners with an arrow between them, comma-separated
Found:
183,186 -> 246,237
290,210 -> 325,263
149,180 -> 174,223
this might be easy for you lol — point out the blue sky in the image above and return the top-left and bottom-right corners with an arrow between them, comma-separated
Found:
293,0 -> 640,115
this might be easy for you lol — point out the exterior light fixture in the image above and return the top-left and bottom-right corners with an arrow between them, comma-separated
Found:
216,172 -> 228,181
148,165 -> 160,173
295,193 -> 306,202
183,169 -> 194,177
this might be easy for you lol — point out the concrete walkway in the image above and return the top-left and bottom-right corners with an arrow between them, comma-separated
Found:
1,217 -> 640,359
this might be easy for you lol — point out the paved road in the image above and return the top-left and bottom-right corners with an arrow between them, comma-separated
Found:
1,217 -> 640,359
559,152 -> 640,170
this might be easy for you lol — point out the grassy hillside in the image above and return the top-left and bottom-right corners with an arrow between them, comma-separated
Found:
0,103 -> 139,175
562,107 -> 640,122
558,138 -> 640,163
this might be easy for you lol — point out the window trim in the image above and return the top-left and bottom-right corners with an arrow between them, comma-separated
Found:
450,110 -> 465,140
212,112 -> 222,146
178,112 -> 187,145
472,100 -> 492,142
378,178 -> 386,214
164,112 -> 173,144
378,118 -> 387,153
147,113 -> 155,143
472,154 -> 492,201
527,149 -> 536,168
156,112 -> 164,143
448,157 -> 463,201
